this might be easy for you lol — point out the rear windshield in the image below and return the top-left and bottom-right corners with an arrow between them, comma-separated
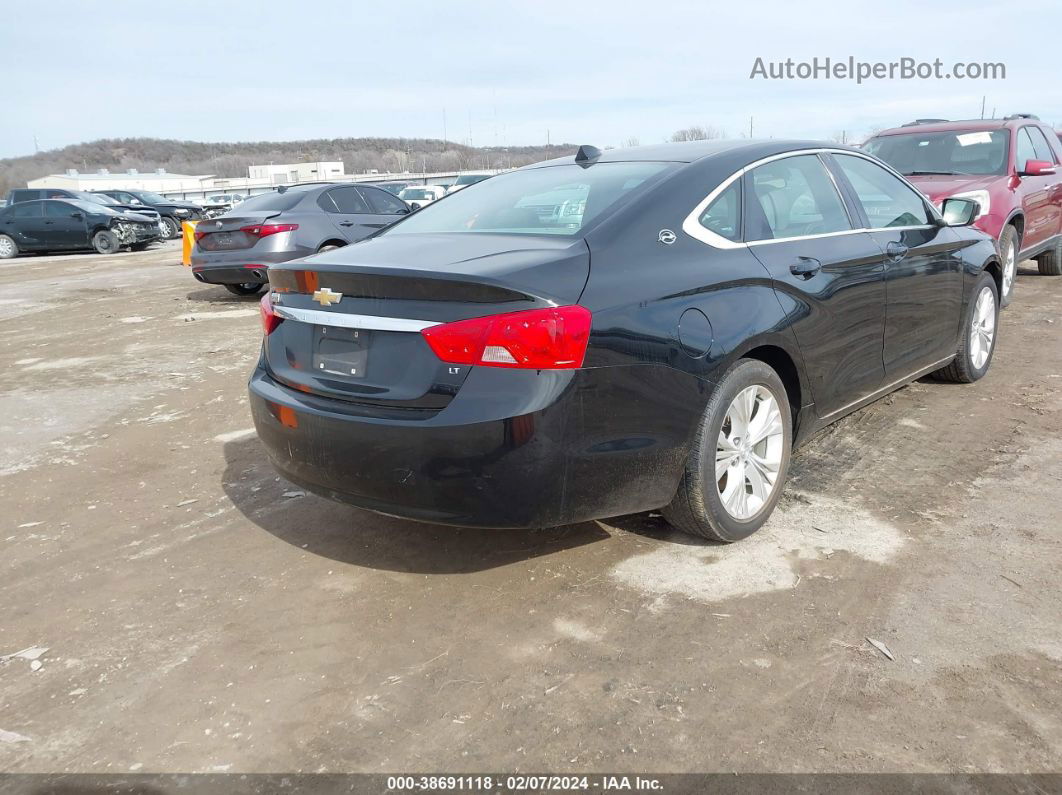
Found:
385,162 -> 673,237
235,191 -> 305,213
400,188 -> 435,200
865,129 -> 1009,176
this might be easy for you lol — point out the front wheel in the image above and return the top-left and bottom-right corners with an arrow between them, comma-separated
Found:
162,217 -> 181,239
998,225 -> 1018,307
663,359 -> 792,542
224,283 -> 264,296
932,270 -> 998,383
92,230 -> 119,255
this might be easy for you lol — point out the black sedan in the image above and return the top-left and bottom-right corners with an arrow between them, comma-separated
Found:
0,199 -> 161,257
248,140 -> 1002,541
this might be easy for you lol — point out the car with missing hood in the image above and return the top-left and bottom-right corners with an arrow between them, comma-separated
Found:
249,140 -> 1002,542
0,198 -> 160,257
190,182 -> 411,296
864,114 -> 1062,306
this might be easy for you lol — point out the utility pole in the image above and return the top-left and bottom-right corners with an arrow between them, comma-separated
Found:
547,129 -> 551,147
980,96 -> 986,119
443,109 -> 447,144
749,117 -> 754,139
33,133 -> 39,153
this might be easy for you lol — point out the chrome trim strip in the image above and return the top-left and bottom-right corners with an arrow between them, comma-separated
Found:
682,148 -> 944,250
272,305 -> 439,332
819,355 -> 955,421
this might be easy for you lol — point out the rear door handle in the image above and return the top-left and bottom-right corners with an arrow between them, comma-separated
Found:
789,257 -> 822,279
886,241 -> 909,261
339,221 -> 355,227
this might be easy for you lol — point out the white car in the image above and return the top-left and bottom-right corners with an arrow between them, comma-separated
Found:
398,185 -> 447,210
445,173 -> 491,195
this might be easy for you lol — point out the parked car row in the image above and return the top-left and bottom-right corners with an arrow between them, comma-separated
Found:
247,135 -> 1039,543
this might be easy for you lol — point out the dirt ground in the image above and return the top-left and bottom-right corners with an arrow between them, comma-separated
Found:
0,242 -> 1059,775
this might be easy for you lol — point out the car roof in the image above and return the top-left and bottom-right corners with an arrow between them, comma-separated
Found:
874,118 -> 1042,137
525,139 -> 864,168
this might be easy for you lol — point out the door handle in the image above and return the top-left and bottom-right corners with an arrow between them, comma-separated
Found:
339,221 -> 355,227
886,241 -> 909,261
789,257 -> 822,279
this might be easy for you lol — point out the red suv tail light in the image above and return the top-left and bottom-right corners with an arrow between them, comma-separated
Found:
421,306 -> 592,369
241,223 -> 298,239
259,293 -> 283,335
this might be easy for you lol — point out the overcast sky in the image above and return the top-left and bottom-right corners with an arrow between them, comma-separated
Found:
1,0 -> 1058,158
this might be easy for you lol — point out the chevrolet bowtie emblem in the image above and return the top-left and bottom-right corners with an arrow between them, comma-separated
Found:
312,287 -> 343,306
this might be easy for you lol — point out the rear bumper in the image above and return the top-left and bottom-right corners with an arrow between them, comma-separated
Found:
248,363 -> 708,528
192,264 -> 270,285
191,244 -> 314,284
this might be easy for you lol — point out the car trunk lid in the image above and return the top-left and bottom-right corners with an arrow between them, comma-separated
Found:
195,211 -> 282,251
262,233 -> 590,409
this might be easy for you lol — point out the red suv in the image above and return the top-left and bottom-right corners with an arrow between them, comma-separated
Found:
864,115 -> 1062,306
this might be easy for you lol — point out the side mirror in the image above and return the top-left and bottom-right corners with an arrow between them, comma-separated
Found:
70,212 -> 84,220
1020,159 -> 1056,177
940,197 -> 980,227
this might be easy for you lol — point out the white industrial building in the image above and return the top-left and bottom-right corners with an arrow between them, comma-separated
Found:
248,161 -> 345,184
28,168 -> 214,193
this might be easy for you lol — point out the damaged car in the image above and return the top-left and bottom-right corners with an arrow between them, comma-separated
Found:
0,198 -> 160,257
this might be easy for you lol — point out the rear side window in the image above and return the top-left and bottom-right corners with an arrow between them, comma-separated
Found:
12,202 -> 43,218
834,155 -> 931,228
746,155 -> 851,241
9,190 -> 41,203
360,186 -> 407,214
697,180 -> 741,242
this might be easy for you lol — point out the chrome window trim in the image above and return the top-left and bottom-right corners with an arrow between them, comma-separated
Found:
682,148 -> 943,250
271,305 -> 439,332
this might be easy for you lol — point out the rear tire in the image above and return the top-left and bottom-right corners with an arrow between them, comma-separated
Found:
317,243 -> 344,253
663,359 -> 792,543
162,216 -> 181,239
92,230 -> 119,255
1037,236 -> 1062,276
997,225 -> 1018,307
224,283 -> 264,296
0,234 -> 17,259
932,270 -> 998,383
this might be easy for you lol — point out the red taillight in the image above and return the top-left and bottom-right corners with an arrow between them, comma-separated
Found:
421,306 -> 591,369
259,293 -> 283,335
241,223 -> 298,239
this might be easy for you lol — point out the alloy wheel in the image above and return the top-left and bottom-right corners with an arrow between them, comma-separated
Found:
0,237 -> 14,257
970,286 -> 996,370
1003,240 -> 1016,298
715,385 -> 785,520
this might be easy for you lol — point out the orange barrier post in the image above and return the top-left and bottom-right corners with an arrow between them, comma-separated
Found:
181,220 -> 199,266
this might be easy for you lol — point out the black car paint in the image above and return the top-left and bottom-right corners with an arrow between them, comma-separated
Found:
248,140 -> 1000,528
0,199 -> 158,253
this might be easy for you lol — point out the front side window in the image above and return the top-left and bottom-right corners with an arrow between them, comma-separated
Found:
327,187 -> 369,214
1015,128 -> 1038,170
746,155 -> 851,242
865,130 -> 1009,176
1026,127 -> 1056,164
45,201 -> 73,218
385,162 -> 674,237
834,154 -> 931,228
360,187 -> 407,214
697,180 -> 741,242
